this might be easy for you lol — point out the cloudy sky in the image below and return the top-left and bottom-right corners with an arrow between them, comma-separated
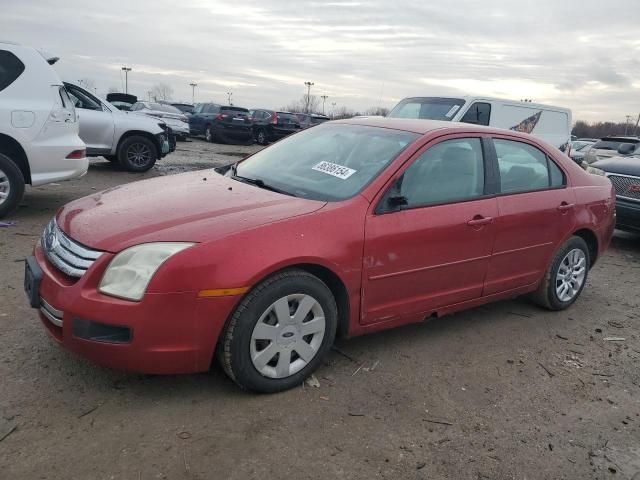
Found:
3,0 -> 640,122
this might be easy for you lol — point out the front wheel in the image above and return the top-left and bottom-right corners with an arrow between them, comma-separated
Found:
0,153 -> 25,218
117,136 -> 158,172
204,125 -> 214,142
531,236 -> 590,310
255,129 -> 268,146
218,269 -> 337,393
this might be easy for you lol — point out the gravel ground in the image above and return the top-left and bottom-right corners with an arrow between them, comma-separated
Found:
1,138 -> 639,480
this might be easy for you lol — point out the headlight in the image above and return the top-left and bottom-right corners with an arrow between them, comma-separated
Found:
586,165 -> 606,176
99,242 -> 194,301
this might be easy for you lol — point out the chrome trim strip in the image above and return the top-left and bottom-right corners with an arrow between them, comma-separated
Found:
40,298 -> 63,327
42,219 -> 103,278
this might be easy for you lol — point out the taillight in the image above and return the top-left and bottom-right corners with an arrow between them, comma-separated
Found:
271,112 -> 278,124
66,149 -> 86,159
216,113 -> 228,121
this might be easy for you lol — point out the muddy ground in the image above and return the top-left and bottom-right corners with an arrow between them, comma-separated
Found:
1,138 -> 639,480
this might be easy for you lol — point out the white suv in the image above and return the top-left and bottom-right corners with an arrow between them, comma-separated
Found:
0,42 -> 87,217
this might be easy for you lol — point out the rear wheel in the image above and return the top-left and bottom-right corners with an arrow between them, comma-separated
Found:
256,129 -> 268,145
117,136 -> 157,172
531,236 -> 590,310
218,269 -> 337,393
205,125 -> 213,142
0,153 -> 25,218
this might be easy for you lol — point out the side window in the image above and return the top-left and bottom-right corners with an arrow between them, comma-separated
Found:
0,50 -> 25,92
204,104 -> 220,114
65,85 -> 101,111
494,139 -> 565,193
398,138 -> 485,207
263,112 -> 272,120
193,104 -> 204,114
460,102 -> 491,126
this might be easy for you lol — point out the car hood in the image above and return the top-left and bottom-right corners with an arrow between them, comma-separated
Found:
56,171 -> 327,252
593,156 -> 640,176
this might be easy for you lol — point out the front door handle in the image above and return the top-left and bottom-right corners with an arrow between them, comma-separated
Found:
557,203 -> 575,212
467,216 -> 493,227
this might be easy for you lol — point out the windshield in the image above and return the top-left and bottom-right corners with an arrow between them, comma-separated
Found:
388,97 -> 466,121
235,124 -> 419,201
572,141 -> 594,151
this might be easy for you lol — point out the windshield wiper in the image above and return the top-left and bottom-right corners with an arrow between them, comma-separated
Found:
231,172 -> 296,197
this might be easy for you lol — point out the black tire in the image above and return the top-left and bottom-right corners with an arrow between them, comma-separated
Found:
218,269 -> 338,393
531,236 -> 590,311
0,153 -> 25,218
117,136 -> 157,173
204,125 -> 214,143
256,128 -> 268,146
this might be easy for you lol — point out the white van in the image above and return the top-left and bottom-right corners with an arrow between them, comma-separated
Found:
388,96 -> 572,152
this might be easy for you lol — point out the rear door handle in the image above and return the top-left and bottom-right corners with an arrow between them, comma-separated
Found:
467,216 -> 493,227
557,203 -> 575,212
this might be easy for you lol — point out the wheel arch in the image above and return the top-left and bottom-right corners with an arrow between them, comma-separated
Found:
572,228 -> 599,267
0,133 -> 31,184
116,130 -> 160,157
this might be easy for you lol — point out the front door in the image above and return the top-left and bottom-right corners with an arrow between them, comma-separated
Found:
483,136 -> 576,295
362,136 -> 498,325
65,84 -> 115,153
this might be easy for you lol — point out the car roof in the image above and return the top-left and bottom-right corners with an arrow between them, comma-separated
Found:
333,117 -> 506,135
400,95 -> 570,113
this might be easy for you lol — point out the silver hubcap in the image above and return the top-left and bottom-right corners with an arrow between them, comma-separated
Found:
205,128 -> 212,141
555,248 -> 587,302
0,168 -> 9,206
258,132 -> 265,143
250,294 -> 326,379
127,143 -> 151,167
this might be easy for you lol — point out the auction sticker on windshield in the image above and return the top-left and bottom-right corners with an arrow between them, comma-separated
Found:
312,161 -> 356,180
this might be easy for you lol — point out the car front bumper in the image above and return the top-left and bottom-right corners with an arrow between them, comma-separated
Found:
26,243 -> 239,374
616,198 -> 640,232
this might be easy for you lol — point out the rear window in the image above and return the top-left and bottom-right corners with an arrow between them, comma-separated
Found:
221,106 -> 249,113
388,97 -> 466,121
0,50 -> 26,92
276,112 -> 299,122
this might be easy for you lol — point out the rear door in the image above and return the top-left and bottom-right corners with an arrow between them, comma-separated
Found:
362,135 -> 498,324
483,136 -> 575,295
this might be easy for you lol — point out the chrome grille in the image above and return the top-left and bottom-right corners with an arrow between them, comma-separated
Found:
608,174 -> 640,201
40,298 -> 63,327
42,219 -> 103,278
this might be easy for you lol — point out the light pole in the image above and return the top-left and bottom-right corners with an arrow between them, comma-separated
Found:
320,95 -> 328,115
226,91 -> 233,106
189,82 -> 198,104
304,81 -> 314,113
121,67 -> 132,94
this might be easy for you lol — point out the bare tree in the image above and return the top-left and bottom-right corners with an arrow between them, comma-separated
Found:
332,106 -> 359,119
364,106 -> 389,117
78,78 -> 96,91
282,95 -> 321,114
151,83 -> 174,101
572,120 -> 638,138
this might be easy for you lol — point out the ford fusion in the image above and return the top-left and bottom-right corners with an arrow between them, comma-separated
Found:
25,118 -> 615,393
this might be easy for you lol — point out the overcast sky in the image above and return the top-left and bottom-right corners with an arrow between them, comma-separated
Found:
3,0 -> 639,122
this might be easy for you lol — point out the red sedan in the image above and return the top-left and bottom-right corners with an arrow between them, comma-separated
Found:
24,118 -> 615,392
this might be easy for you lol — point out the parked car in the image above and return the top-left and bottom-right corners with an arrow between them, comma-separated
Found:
0,42 -> 86,217
188,103 -> 253,144
569,139 -> 596,164
130,101 -> 190,141
161,102 -> 194,115
388,96 -> 572,152
63,82 -> 172,172
25,118 -> 615,393
251,109 -> 301,145
583,136 -> 640,164
295,113 -> 330,129
106,93 -> 137,111
586,142 -> 640,232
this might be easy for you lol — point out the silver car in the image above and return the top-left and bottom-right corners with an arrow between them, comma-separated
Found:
131,101 -> 191,140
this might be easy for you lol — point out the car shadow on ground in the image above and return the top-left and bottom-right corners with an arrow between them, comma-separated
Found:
610,229 -> 640,254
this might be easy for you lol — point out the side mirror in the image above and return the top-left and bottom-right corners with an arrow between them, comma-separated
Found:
618,143 -> 636,155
